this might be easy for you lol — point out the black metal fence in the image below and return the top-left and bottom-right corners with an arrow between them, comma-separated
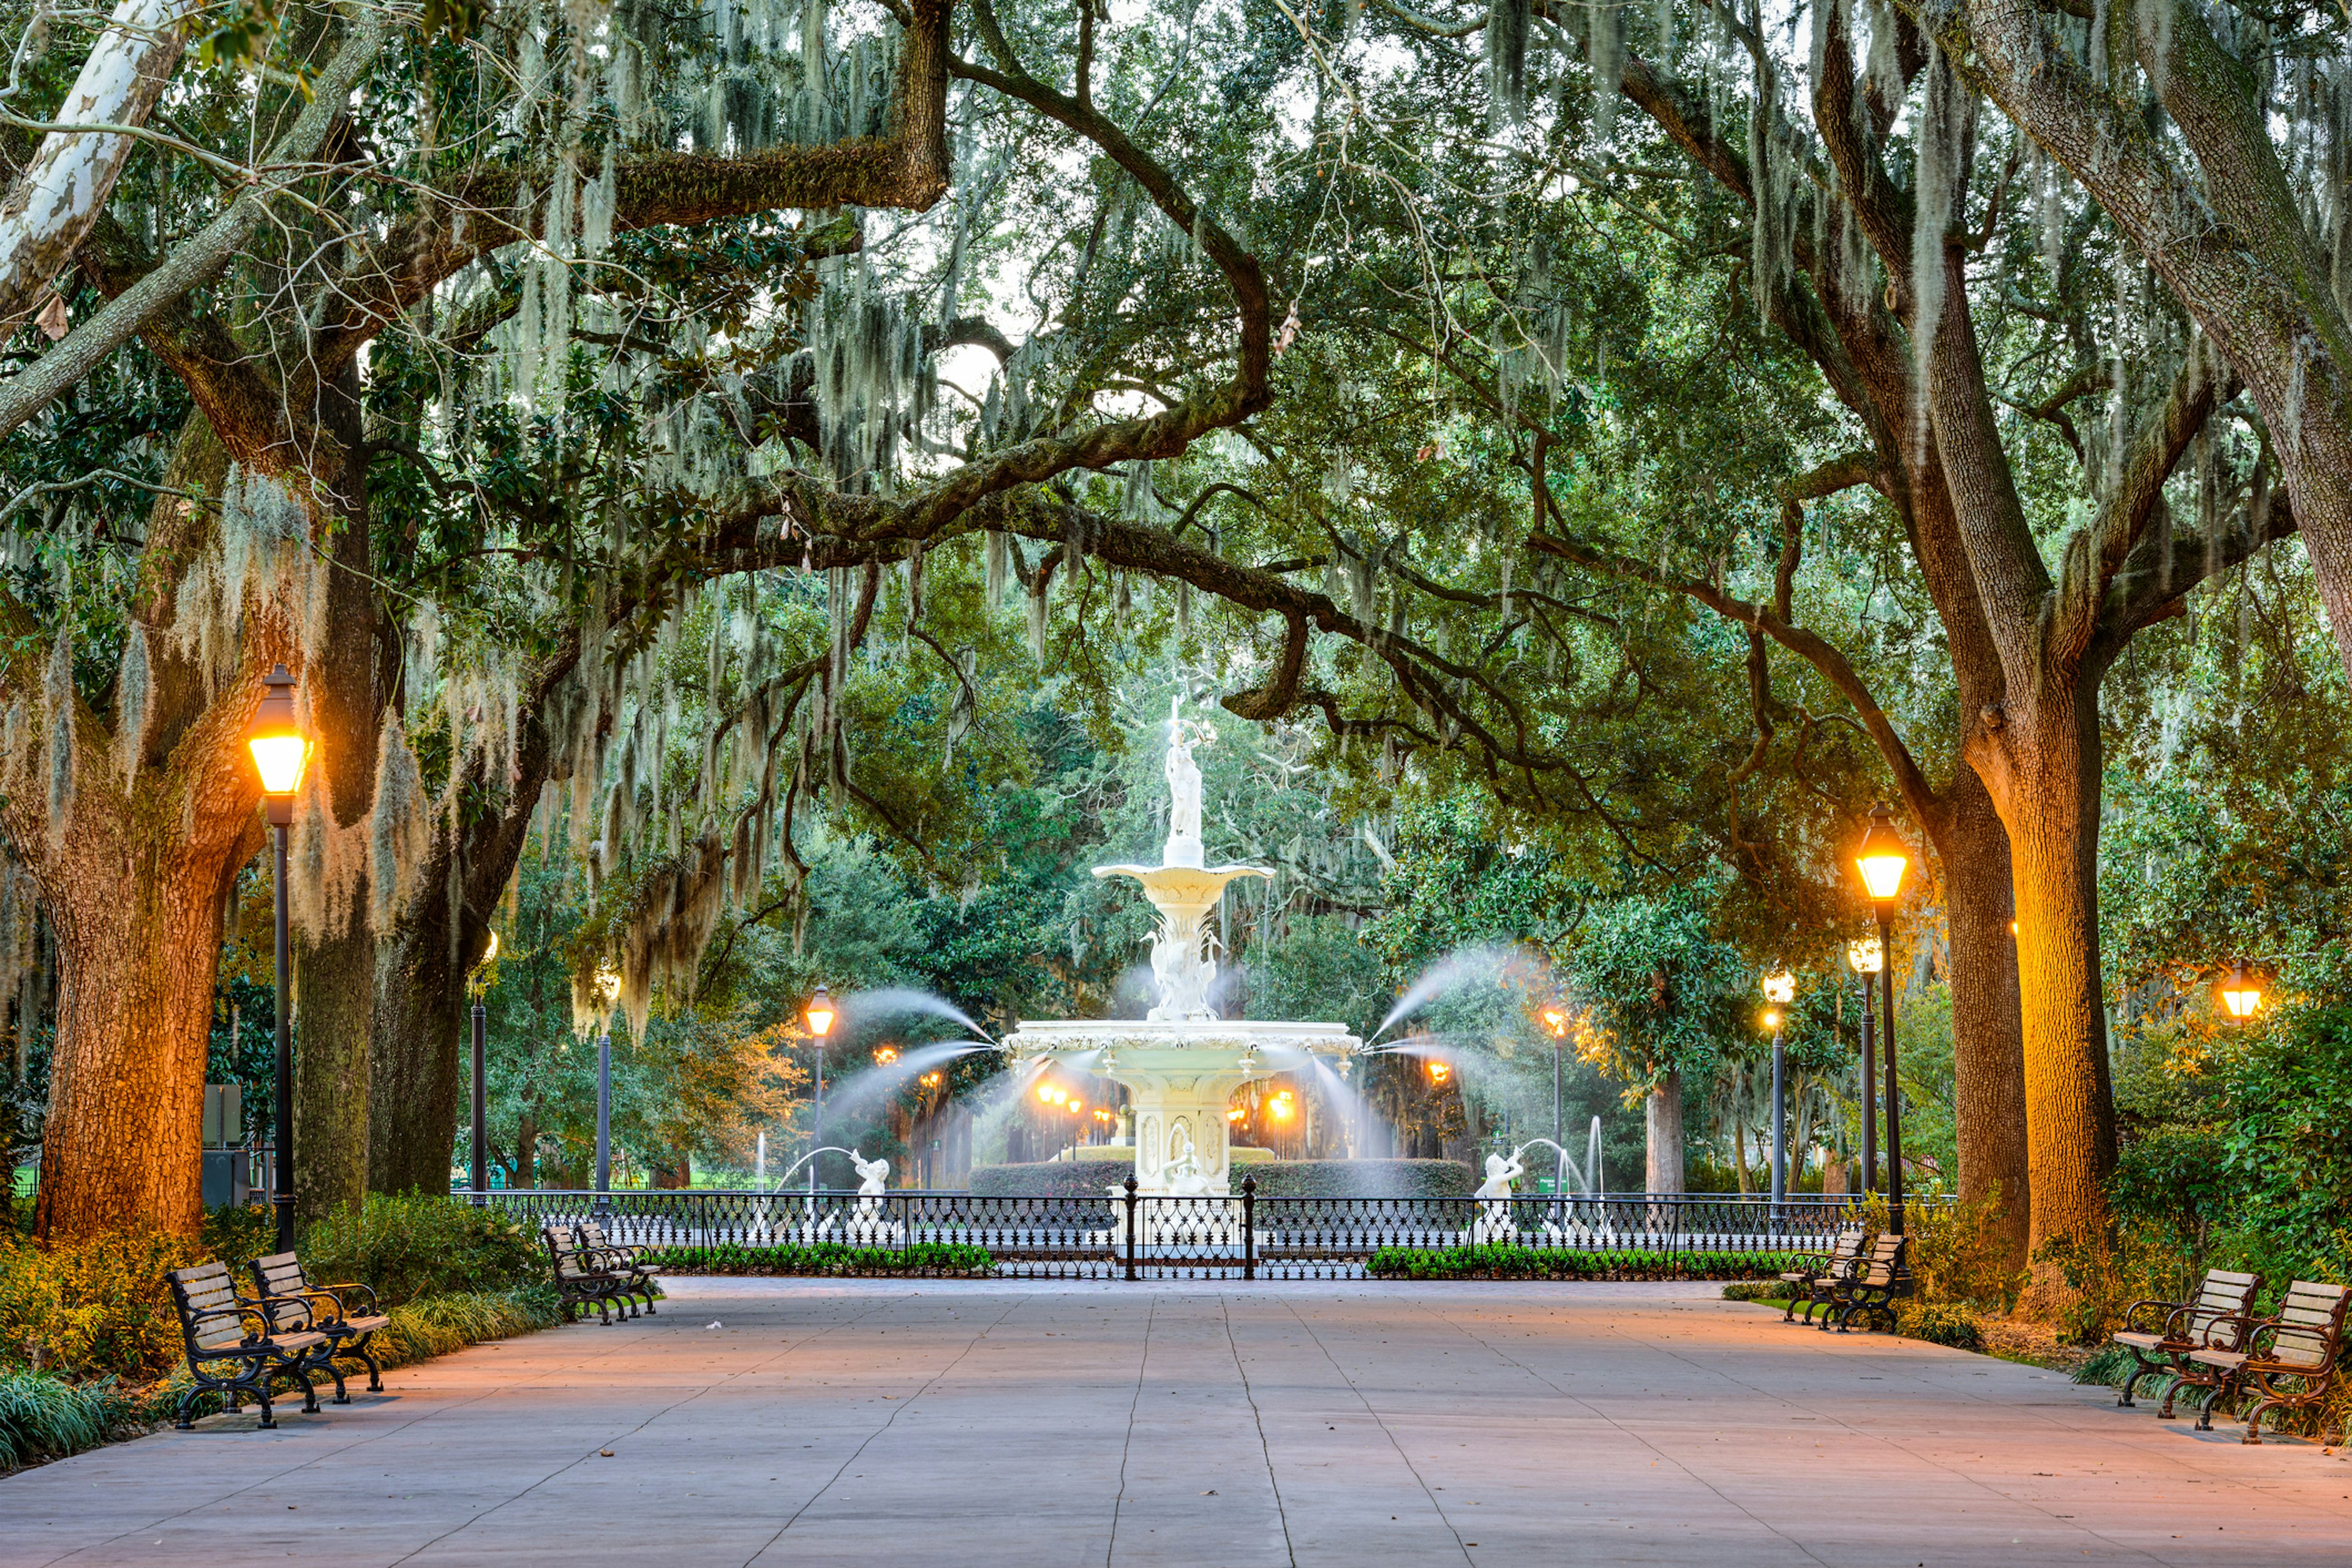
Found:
481,1183 -> 1935,1281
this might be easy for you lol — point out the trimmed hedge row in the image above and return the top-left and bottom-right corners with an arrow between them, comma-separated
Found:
968,1158 -> 1476,1199
644,1241 -> 995,1276
1366,1246 -> 1802,1281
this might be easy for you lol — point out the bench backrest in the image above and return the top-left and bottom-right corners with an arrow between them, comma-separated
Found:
1856,1234 -> 1905,1287
2267,1281 -> 2351,1371
2184,1268 -> 2262,1345
248,1251 -> 315,1333
166,1261 -> 252,1356
579,1222 -> 616,1251
1827,1228 -> 1866,1260
545,1224 -> 598,1278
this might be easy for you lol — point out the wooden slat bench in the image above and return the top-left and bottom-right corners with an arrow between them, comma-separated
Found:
543,1224 -> 630,1324
579,1221 -> 662,1317
2186,1280 -> 2351,1443
2106,1268 -> 2261,1412
164,1261 -> 325,1430
248,1252 -> 392,1403
1779,1227 -> 1866,1324
1814,1233 -> 1908,1333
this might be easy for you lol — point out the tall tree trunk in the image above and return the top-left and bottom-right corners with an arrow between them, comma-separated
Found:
34,835 -> 244,1239
1974,683 -> 2117,1298
1938,769 -> 2032,1262
290,361 -> 379,1226
1645,1071 -> 1684,1194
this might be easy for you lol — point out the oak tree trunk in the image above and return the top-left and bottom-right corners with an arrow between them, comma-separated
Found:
1937,767 -> 2032,1265
1645,1071 -> 1684,1194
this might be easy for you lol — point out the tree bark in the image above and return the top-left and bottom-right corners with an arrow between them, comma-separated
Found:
290,360 -> 379,1227
1937,768 -> 2031,1262
1645,1071 -> 1684,1194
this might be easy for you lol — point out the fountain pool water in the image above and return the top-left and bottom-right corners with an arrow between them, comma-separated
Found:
1001,697 -> 1362,1198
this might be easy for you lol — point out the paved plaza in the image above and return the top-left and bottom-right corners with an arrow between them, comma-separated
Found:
6,1277 -> 2350,1566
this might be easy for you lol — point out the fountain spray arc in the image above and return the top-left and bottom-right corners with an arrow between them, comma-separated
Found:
1002,698 -> 1362,1199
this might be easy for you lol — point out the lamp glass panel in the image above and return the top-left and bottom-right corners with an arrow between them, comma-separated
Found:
1856,851 -> 1908,901
248,734 -> 307,794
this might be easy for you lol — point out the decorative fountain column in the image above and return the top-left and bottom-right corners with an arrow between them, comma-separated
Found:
1001,699 -> 1361,1198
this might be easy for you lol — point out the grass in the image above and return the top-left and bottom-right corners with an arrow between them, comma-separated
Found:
0,1370 -> 135,1471
643,1241 -> 995,1276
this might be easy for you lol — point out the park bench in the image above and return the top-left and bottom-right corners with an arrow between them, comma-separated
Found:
543,1224 -> 631,1324
2184,1280 -> 2351,1443
247,1251 -> 392,1403
1778,1227 -> 1867,1324
1814,1233 -> 1907,1332
578,1221 -> 663,1316
164,1261 -> 325,1430
2106,1268 -> 2263,1411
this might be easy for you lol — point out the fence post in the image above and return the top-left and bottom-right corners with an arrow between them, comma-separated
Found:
1242,1175 -> 1257,1281
1123,1175 -> 1139,1282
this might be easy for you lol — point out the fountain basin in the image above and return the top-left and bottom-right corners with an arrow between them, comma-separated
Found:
1005,1019 -> 1360,1198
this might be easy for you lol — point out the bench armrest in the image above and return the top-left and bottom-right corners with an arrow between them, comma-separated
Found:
315,1280 -> 380,1316
241,1291 -> 321,1331
2119,1297 -> 2185,1338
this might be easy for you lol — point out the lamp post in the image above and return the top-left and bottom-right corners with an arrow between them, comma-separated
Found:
1845,937 -> 1883,1197
1540,1005 -> 1569,1194
1853,804 -> 1912,1235
591,967 -> 622,1211
467,929 -> 497,1202
2217,962 -> 2264,1023
804,986 -> 834,1197
1760,969 -> 1795,1210
245,663 -> 309,1253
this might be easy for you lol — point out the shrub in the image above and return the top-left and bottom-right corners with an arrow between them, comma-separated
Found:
0,1225 -> 205,1382
299,1193 -> 548,1307
1901,1301 -> 1986,1351
644,1242 -> 993,1275
1721,1280 -> 1781,1302
200,1204 -> 276,1274
1365,1246 -> 1800,1281
971,1161 -> 1133,1198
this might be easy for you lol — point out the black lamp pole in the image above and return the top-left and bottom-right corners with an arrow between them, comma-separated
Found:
469,998 -> 487,1200
270,797 -> 293,1252
1857,970 -> 1877,1197
1876,905 -> 1904,1236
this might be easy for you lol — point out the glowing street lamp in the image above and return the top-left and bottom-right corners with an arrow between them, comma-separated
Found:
1760,969 -> 1796,1208
1846,938 -> 1884,1196
1425,1058 -> 1452,1087
1852,804 -> 1913,1235
592,963 -> 622,1212
804,986 -> 834,1192
2218,963 -> 2264,1022
873,1045 -> 899,1065
246,663 -> 309,1251
1539,1003 -> 1570,1182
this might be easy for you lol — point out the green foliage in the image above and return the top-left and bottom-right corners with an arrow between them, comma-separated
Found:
1564,881 -> 1747,1094
1365,1246 -> 1800,1281
1719,1281 -> 1781,1302
0,1225 -> 204,1382
1898,1302 -> 1986,1352
298,1194 -> 549,1308
642,1242 -> 992,1275
0,1368 -> 133,1471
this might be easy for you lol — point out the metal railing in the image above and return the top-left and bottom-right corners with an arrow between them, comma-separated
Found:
480,1183 -> 1937,1282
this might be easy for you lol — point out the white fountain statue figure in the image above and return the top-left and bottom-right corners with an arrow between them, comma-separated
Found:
843,1150 -> 903,1243
1001,692 -> 1363,1202
1469,1150 -> 1525,1244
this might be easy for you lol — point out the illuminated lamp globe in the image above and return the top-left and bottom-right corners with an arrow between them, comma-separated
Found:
1761,969 -> 1796,1004
1845,937 -> 1883,975
246,663 -> 309,796
1854,804 -> 1912,903
804,986 -> 835,1038
2218,963 -> 2264,1022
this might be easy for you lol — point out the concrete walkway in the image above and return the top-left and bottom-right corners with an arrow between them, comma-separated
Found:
6,1278 -> 2350,1567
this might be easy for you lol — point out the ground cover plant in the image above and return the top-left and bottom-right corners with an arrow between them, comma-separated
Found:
1366,1246 -> 1801,1282
643,1242 -> 993,1276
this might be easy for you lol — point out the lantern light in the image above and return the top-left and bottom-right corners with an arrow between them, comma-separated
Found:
1760,1009 -> 1781,1031
1845,937 -> 1883,974
2218,963 -> 2264,1022
1761,969 -> 1796,1004
1854,804 -> 1912,903
593,964 -> 622,1008
1426,1058 -> 1452,1086
873,1045 -> 899,1065
804,986 -> 835,1038
246,663 -> 309,798
1540,1006 -> 1569,1039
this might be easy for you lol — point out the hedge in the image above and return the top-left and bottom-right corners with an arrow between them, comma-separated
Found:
968,1157 -> 1475,1199
1365,1246 -> 1802,1281
644,1241 -> 995,1276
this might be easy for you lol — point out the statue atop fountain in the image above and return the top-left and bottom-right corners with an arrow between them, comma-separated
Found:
1003,692 -> 1362,1202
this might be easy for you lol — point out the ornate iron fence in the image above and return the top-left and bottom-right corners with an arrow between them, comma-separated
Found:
480,1183 -> 1939,1281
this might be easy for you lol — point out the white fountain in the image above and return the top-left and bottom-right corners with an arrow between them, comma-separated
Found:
1001,698 -> 1362,1198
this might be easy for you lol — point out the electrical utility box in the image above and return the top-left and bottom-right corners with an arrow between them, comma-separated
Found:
200,1084 -> 251,1208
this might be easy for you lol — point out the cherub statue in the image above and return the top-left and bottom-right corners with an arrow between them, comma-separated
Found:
851,1150 -> 891,1200
1474,1151 -> 1525,1201
1470,1150 -> 1525,1243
